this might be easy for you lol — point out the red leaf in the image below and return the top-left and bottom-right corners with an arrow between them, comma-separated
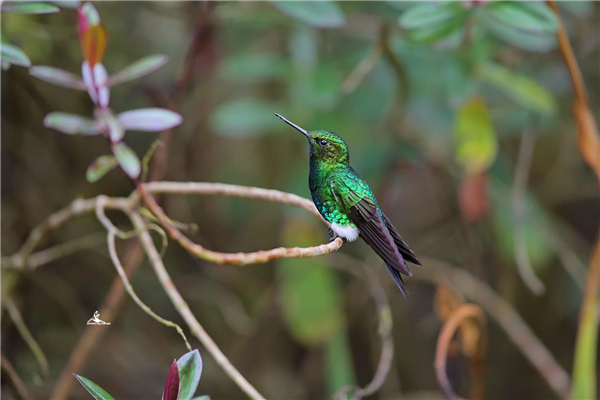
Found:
162,360 -> 180,400
81,24 -> 107,67
458,172 -> 489,222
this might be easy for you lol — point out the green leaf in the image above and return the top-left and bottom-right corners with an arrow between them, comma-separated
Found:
210,99 -> 281,137
44,112 -> 101,135
486,1 -> 557,34
398,2 -> 464,30
191,397 -> 211,400
107,54 -> 168,87
454,97 -> 498,173
271,1 -> 345,28
73,374 -> 116,400
481,13 -> 556,52
1,43 -> 31,67
177,349 -> 203,400
30,66 -> 87,90
2,2 -> 60,14
112,143 -> 141,178
408,16 -> 465,44
86,155 -> 118,183
478,62 -> 557,114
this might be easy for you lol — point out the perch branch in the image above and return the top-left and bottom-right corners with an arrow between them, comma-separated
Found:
3,182 -> 343,271
127,210 -> 266,400
434,304 -> 486,400
134,181 -> 343,265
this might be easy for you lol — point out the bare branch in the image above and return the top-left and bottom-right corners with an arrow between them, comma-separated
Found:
134,182 -> 343,265
106,228 -> 191,351
128,210 -> 266,400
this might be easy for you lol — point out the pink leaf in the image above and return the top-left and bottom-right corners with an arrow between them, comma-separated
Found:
117,108 -> 182,132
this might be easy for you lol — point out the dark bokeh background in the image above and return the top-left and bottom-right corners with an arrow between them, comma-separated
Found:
2,2 -> 599,399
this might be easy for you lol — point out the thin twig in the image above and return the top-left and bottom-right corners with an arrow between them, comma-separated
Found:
2,196 -> 130,270
512,130 -> 545,295
128,210 -> 266,400
1,352 -> 33,400
4,298 -> 49,381
106,229 -> 191,351
434,304 -> 486,400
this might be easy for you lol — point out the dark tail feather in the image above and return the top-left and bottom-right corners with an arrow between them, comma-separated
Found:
386,263 -> 409,302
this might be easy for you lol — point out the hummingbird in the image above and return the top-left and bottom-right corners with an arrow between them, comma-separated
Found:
275,113 -> 421,298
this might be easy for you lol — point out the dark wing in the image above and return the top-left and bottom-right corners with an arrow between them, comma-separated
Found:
329,178 -> 412,279
382,214 -> 421,266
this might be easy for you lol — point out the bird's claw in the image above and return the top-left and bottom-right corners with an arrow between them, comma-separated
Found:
328,228 -> 345,243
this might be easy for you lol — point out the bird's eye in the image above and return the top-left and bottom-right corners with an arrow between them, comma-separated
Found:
318,139 -> 330,147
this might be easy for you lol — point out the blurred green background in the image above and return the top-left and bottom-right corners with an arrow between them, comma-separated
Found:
1,1 -> 599,399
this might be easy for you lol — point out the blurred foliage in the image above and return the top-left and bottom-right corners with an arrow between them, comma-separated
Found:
1,1 -> 599,399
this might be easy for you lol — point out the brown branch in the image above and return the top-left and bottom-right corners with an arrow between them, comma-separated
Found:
127,210 -> 266,400
547,3 -> 599,399
434,304 -> 486,400
1,352 -> 33,400
134,181 -> 343,265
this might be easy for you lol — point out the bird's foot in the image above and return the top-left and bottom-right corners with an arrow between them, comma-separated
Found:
328,228 -> 345,243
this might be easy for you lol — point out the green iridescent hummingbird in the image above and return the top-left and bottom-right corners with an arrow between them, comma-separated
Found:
275,113 -> 421,298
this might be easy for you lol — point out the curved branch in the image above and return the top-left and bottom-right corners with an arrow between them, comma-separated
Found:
107,229 -> 191,351
134,181 -> 343,265
434,304 -> 486,400
127,211 -> 266,400
3,182 -> 342,270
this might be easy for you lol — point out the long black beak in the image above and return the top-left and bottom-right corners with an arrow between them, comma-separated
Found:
274,113 -> 311,139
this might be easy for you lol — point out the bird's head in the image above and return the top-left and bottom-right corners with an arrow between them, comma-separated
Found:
275,113 -> 349,166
